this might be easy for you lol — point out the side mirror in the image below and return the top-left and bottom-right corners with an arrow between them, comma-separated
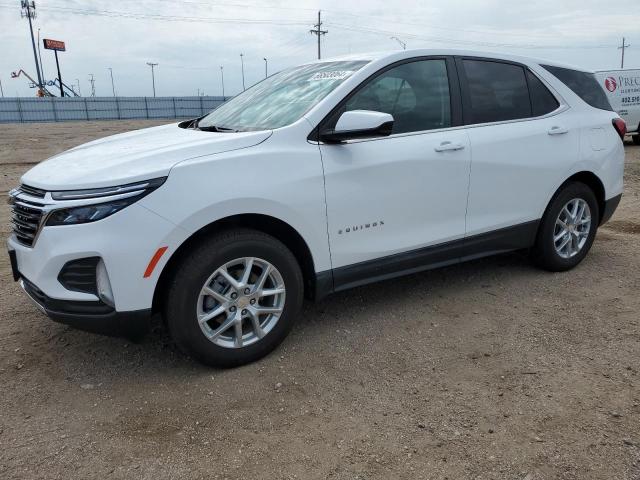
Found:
320,110 -> 394,143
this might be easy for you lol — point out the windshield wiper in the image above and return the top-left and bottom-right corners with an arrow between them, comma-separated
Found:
196,124 -> 239,133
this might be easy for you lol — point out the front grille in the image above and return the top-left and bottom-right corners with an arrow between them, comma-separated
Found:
11,196 -> 46,247
58,257 -> 99,295
18,184 -> 46,198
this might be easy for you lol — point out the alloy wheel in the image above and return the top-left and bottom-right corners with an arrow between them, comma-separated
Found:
196,257 -> 286,348
553,198 -> 591,259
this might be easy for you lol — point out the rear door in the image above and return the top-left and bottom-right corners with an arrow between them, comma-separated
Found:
457,57 -> 579,237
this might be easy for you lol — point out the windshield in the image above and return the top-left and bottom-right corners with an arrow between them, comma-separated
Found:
198,60 -> 369,131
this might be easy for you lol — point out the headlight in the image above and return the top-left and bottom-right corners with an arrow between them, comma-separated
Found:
46,197 -> 139,226
45,177 -> 165,226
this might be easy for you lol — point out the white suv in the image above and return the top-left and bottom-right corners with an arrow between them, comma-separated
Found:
8,50 -> 625,367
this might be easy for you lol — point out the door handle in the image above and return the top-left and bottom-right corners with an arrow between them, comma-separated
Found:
548,126 -> 569,135
434,141 -> 465,152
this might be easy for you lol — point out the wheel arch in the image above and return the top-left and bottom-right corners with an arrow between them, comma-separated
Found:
152,214 -> 319,315
546,171 -> 606,224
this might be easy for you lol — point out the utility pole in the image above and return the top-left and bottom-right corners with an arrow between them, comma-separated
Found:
108,67 -> 116,96
37,28 -> 45,84
0,79 -> 4,98
220,65 -> 225,99
619,37 -> 631,69
88,73 -> 95,97
75,78 -> 81,96
240,53 -> 245,91
146,62 -> 158,97
310,10 -> 327,60
391,36 -> 406,50
20,1 -> 44,95
263,57 -> 268,78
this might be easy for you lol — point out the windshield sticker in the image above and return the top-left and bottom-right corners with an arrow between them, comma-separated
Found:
309,70 -> 354,81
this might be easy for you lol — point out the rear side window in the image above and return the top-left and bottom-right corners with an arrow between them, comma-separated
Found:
527,71 -> 560,116
541,65 -> 613,111
462,60 -> 531,123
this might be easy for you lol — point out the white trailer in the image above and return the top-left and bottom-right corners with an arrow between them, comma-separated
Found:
595,69 -> 640,144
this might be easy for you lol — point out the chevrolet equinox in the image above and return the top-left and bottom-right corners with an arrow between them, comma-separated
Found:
8,50 -> 625,367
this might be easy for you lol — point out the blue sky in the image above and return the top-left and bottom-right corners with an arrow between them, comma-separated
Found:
1,0 -> 638,98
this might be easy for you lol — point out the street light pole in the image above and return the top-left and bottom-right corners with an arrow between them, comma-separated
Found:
263,57 -> 268,78
220,65 -> 225,99
75,78 -> 81,96
240,53 -> 245,91
108,67 -> 116,96
146,62 -> 158,97
390,36 -> 406,50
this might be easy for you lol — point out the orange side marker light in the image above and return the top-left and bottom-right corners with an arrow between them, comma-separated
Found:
144,246 -> 168,278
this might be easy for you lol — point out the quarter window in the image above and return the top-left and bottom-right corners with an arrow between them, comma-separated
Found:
462,60 -> 531,124
334,59 -> 452,135
541,65 -> 613,111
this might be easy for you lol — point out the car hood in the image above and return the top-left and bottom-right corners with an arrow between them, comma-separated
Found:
21,123 -> 272,190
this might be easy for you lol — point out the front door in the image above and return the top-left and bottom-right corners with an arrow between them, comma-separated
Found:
318,58 -> 472,286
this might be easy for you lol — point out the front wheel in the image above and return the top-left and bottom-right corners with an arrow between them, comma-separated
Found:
632,134 -> 640,146
165,229 -> 304,367
531,182 -> 599,272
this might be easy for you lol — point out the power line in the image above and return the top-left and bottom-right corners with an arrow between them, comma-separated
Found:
71,0 -> 621,46
5,3 -> 625,53
310,10 -> 327,60
140,0 -> 317,13
0,4 -> 309,26
326,22 -> 618,50
322,8 -> 575,42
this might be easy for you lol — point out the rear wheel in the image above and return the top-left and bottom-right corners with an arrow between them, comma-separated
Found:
165,229 -> 304,367
531,182 -> 599,272
632,134 -> 640,145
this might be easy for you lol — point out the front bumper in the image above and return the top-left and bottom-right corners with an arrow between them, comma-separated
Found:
7,202 -> 181,312
19,275 -> 152,338
7,198 -> 186,337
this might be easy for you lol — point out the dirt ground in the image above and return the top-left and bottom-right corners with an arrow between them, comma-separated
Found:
0,120 -> 639,480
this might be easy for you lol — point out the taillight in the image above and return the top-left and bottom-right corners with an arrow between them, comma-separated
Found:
612,118 -> 626,140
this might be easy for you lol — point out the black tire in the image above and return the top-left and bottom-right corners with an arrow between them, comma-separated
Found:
531,182 -> 599,272
632,134 -> 640,146
165,229 -> 303,368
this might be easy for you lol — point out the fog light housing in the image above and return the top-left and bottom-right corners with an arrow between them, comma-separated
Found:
96,259 -> 115,308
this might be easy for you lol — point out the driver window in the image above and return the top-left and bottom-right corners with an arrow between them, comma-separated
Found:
340,59 -> 451,135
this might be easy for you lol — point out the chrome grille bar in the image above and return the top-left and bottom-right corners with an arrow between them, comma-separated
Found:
9,185 -> 46,247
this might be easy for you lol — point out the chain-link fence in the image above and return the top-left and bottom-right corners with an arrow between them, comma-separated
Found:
0,96 -> 226,123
